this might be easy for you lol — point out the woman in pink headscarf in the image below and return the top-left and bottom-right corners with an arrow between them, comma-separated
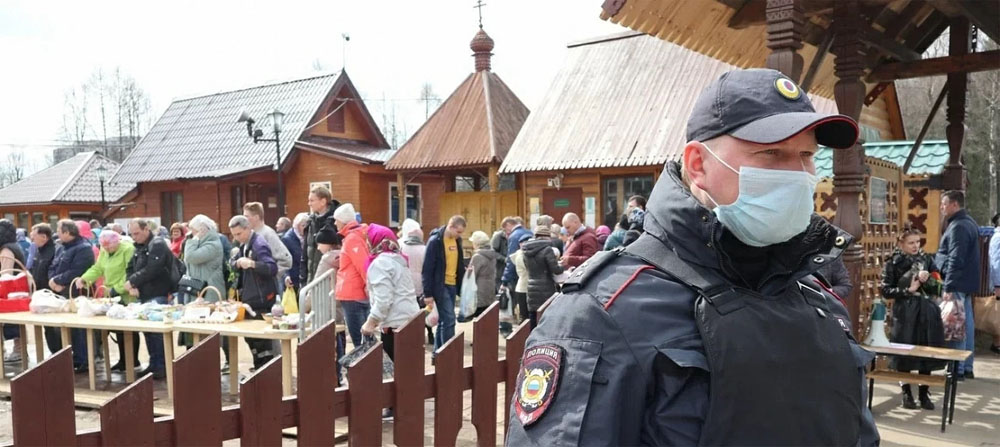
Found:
595,225 -> 612,248
360,224 -> 420,360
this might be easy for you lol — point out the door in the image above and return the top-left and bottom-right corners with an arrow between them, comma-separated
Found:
542,187 -> 583,221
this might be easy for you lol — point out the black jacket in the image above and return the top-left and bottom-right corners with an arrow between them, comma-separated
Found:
422,226 -> 464,300
300,202 -> 340,286
935,209 -> 982,294
31,240 -> 56,290
127,236 -> 174,300
521,238 -> 564,311
881,249 -> 945,371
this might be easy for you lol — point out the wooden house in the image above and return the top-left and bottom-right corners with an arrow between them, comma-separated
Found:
108,71 -> 419,230
385,28 -> 530,236
0,152 -> 134,228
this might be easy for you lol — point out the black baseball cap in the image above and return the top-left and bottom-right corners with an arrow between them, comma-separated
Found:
686,68 -> 859,149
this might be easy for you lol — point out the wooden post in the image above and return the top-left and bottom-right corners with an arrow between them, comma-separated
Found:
765,0 -> 806,82
831,0 -> 868,339
504,322 -> 530,442
240,357 -> 283,447
99,375 -> 155,446
489,164 -> 500,232
347,341 -> 383,446
174,333 -> 222,446
397,172 -> 408,229
943,18 -> 970,191
434,332 -> 464,446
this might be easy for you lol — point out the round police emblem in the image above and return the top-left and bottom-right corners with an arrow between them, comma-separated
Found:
775,77 -> 802,100
514,344 -> 564,426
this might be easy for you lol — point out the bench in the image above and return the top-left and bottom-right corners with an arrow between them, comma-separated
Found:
867,369 -> 948,388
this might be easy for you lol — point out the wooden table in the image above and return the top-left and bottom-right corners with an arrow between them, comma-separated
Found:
173,320 -> 299,396
0,312 -> 176,399
862,343 -> 972,433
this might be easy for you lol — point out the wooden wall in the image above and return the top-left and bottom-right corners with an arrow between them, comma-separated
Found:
0,204 -> 103,229
521,165 -> 661,227
284,150 -> 361,215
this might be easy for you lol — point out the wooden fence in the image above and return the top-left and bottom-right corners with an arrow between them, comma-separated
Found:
6,302 -> 530,446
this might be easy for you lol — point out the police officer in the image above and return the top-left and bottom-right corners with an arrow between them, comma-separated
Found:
506,68 -> 879,446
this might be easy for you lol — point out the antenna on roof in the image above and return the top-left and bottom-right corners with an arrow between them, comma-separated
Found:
474,0 -> 486,29
341,33 -> 350,69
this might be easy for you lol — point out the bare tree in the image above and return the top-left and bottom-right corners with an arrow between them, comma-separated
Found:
61,84 -> 91,144
0,150 -> 27,188
59,67 -> 152,163
419,82 -> 440,120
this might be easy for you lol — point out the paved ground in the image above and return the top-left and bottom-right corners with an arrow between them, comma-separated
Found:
0,321 -> 997,445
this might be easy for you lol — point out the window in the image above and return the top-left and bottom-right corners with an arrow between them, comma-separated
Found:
17,212 -> 28,228
499,174 -> 516,191
230,186 -> 244,218
602,175 -> 654,228
455,175 -> 478,192
389,183 -> 422,227
160,191 -> 184,227
32,212 -> 43,226
49,214 -> 61,226
3,213 -> 13,224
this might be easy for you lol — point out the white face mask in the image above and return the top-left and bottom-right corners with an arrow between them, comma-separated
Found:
701,143 -> 819,247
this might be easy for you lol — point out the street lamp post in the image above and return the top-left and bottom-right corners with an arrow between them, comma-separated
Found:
95,164 -> 107,225
236,109 -> 286,217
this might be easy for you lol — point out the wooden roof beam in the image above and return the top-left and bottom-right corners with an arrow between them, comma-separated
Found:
867,50 -> 1000,82
927,0 -> 1000,43
859,28 -> 921,61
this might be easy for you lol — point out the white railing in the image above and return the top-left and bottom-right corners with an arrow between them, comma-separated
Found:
298,269 -> 335,341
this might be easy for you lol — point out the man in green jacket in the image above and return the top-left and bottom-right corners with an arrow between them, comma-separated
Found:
76,230 -> 138,372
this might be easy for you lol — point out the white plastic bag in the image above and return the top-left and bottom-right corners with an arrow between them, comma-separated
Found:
29,290 -> 71,314
459,268 -> 478,321
425,303 -> 439,327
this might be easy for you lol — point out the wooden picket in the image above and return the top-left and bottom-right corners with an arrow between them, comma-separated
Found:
393,311 -> 427,446
240,356 -> 283,446
295,321 -> 339,446
5,304 -> 531,446
99,375 -> 155,446
472,301 -> 500,446
10,348 -> 77,446
173,333 -> 223,446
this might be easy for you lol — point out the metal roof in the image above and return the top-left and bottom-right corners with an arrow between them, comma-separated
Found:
111,72 -> 343,184
386,70 -> 530,171
500,32 -> 841,174
815,140 -> 950,178
297,136 -> 397,164
0,152 -> 135,205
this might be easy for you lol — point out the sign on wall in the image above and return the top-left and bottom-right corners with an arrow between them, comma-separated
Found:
310,181 -> 332,193
584,196 -> 596,228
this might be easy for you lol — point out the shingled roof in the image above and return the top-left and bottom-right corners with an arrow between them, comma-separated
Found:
112,71 -> 370,183
0,152 -> 135,206
386,29 -> 530,171
815,140 -> 950,178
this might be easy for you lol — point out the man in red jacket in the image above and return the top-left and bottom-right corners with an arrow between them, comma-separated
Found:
560,213 -> 599,268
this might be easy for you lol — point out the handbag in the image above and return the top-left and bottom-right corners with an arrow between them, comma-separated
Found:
176,275 -> 207,304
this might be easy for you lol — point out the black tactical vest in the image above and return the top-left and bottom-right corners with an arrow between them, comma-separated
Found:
627,234 -> 863,446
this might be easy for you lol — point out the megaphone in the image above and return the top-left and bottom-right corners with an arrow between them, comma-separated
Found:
863,298 -> 892,347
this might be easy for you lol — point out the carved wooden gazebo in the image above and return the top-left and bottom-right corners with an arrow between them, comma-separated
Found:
599,0 -> 1000,337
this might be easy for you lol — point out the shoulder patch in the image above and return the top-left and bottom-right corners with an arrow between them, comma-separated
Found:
514,344 -> 564,426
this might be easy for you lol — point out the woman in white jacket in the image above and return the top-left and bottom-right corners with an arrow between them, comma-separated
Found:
361,224 -> 420,361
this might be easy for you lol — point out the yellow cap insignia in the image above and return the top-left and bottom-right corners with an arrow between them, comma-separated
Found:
775,77 -> 801,100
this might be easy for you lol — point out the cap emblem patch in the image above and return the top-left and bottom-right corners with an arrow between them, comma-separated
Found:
514,344 -> 564,426
775,77 -> 801,100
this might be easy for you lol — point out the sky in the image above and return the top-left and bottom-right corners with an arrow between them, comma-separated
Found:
0,0 -> 623,175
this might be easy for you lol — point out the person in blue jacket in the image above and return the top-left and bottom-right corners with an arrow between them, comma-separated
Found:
46,220 -> 96,372
499,217 -> 532,323
936,190 -> 982,379
507,69 -> 879,446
